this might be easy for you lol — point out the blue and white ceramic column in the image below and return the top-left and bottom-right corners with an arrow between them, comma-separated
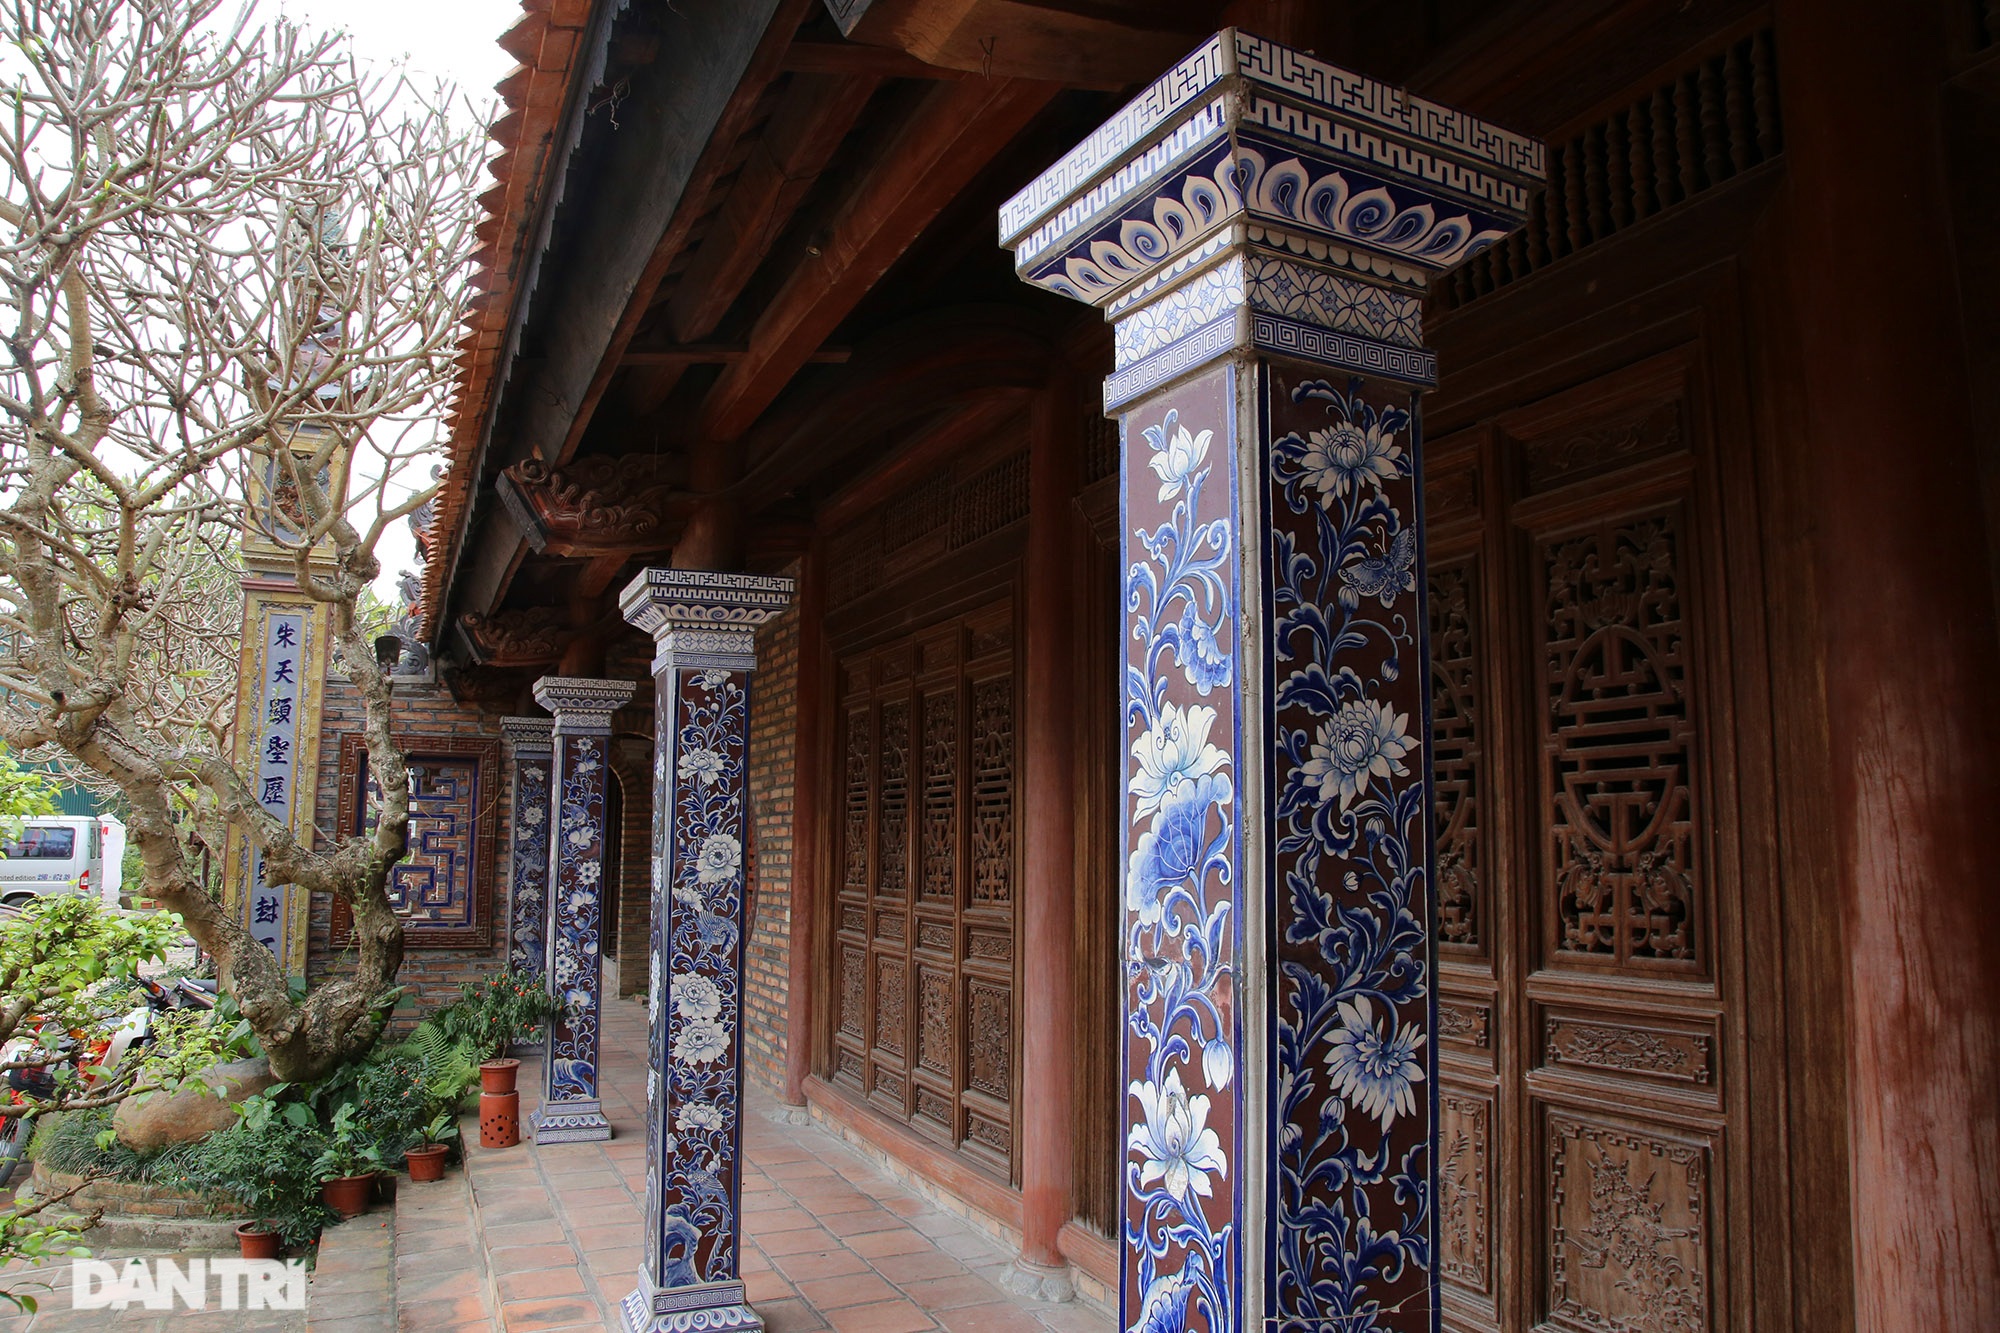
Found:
618,568 -> 794,1333
530,675 -> 638,1144
1001,31 -> 1541,1333
500,715 -> 556,980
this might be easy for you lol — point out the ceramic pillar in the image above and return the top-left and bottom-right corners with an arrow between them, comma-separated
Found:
1000,30 -> 1540,1331
530,675 -> 638,1144
618,568 -> 795,1333
500,716 -> 556,979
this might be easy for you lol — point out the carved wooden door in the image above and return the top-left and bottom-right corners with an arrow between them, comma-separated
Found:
1429,350 -> 1743,1333
830,603 -> 1020,1179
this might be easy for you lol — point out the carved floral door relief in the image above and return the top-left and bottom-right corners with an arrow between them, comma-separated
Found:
1428,351 -> 1736,1333
830,604 -> 1019,1178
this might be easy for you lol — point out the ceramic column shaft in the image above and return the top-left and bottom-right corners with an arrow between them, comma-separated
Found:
999,28 -> 1541,1332
618,568 -> 794,1333
500,715 -> 556,980
530,675 -> 637,1144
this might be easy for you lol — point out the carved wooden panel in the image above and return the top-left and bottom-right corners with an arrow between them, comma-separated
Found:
828,601 -> 1019,1179
1542,510 -> 1702,973
1543,1011 -> 1715,1090
1439,1087 -> 1494,1297
1542,1108 -> 1714,1333
1430,558 -> 1485,952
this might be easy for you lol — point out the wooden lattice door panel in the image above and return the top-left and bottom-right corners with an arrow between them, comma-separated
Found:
1428,348 -> 1741,1333
829,605 -> 1019,1179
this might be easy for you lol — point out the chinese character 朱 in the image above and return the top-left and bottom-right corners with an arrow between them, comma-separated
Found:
274,622 -> 298,648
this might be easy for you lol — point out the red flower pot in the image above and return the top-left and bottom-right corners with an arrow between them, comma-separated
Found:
479,1058 -> 520,1095
480,1090 -> 520,1149
235,1222 -> 281,1260
405,1144 -> 449,1182
321,1174 -> 373,1219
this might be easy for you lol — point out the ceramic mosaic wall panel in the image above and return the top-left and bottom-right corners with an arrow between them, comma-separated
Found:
619,568 -> 793,1333
331,734 -> 500,948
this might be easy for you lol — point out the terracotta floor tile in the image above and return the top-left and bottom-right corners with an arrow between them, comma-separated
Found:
748,1206 -> 824,1233
845,1228 -> 935,1259
795,1270 -> 901,1310
822,1297 -> 938,1333
822,1207 -> 909,1237
396,1294 -> 493,1329
757,1298 -> 831,1333
487,1243 -> 581,1273
897,1272 -> 1009,1311
496,1266 -> 590,1301
771,1246 -> 873,1283
745,1268 -> 798,1302
868,1251 -> 969,1285
758,1225 -> 841,1256
499,1295 -> 605,1330
933,1302 -> 1058,1333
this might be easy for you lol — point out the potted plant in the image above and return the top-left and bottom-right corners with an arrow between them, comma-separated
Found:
233,1220 -> 281,1260
404,1112 -> 458,1183
478,1057 -> 519,1095
313,1105 -> 385,1218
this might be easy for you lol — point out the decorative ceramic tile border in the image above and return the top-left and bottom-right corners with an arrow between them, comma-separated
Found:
502,716 -> 556,977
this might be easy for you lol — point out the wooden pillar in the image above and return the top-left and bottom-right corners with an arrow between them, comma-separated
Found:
1012,377 -> 1080,1297
1773,3 -> 2000,1327
619,568 -> 795,1333
500,716 -> 556,978
782,541 -> 826,1108
530,675 -> 638,1143
1001,31 -> 1540,1331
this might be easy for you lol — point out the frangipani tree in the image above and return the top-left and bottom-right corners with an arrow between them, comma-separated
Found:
0,0 -> 484,1079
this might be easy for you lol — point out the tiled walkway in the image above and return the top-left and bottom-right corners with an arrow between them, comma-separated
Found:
349,995 -> 1112,1333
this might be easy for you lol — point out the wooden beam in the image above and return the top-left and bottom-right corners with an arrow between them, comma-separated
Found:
830,0 -> 1206,89
505,0 -> 816,472
811,392 -> 1031,531
780,39 -> 967,79
696,75 -> 1058,444
664,72 -> 884,345
621,343 -> 853,365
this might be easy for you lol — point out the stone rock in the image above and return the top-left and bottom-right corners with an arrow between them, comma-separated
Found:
112,1057 -> 275,1154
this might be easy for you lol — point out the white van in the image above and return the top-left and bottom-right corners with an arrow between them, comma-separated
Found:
0,816 -> 108,907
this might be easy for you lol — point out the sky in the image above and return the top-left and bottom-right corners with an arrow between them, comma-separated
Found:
272,0 -> 522,597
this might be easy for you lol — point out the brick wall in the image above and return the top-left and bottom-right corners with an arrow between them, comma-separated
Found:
307,670 -> 512,1016
611,737 -> 653,997
743,567 -> 802,1094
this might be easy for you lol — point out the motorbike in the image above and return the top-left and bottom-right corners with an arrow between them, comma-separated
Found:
0,974 -> 203,1187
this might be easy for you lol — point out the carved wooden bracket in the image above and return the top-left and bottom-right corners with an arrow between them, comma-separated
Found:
497,453 -> 692,558
458,607 -> 575,668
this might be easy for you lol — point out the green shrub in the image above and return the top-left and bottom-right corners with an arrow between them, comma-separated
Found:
159,1097 -> 336,1249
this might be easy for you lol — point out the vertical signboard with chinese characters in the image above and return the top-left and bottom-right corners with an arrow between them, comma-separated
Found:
223,584 -> 330,976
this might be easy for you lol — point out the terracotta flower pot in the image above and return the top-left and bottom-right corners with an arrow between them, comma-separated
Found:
405,1143 -> 449,1182
479,1058 -> 519,1095
321,1173 -> 373,1218
235,1221 -> 281,1260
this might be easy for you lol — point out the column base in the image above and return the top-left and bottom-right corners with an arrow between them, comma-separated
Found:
1002,1258 -> 1075,1303
531,1102 -> 613,1143
620,1278 -> 761,1333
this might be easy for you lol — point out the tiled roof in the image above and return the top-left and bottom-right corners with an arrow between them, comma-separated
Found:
418,0 -> 607,646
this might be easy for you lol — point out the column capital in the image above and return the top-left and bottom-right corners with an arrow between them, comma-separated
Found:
999,27 -> 1543,405
531,676 -> 637,731
499,714 -> 555,755
618,567 -> 795,673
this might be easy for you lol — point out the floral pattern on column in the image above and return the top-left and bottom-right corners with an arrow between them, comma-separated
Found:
532,676 -> 637,1144
1122,375 -> 1243,1333
621,568 -> 794,1333
1267,375 -> 1432,1328
501,716 -> 555,979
